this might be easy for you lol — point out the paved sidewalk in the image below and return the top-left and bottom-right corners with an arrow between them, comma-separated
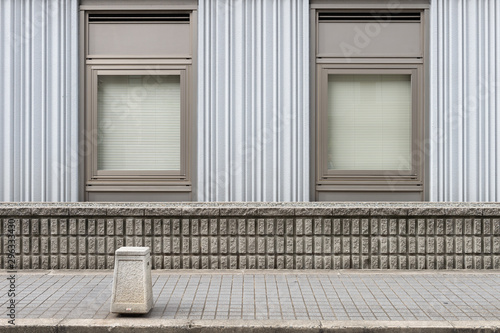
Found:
1,270 -> 499,332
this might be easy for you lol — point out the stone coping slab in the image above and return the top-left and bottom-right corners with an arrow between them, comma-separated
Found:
1,319 -> 499,333
1,202 -> 500,216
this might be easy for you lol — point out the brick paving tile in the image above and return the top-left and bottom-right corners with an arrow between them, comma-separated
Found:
0,271 -> 499,321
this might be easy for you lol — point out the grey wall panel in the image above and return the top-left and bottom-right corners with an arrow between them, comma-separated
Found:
0,0 -> 79,201
429,0 -> 500,201
197,0 -> 310,201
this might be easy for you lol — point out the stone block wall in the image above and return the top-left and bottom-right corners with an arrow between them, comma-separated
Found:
1,203 -> 499,270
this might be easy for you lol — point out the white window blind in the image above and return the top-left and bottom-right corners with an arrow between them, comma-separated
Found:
327,74 -> 412,171
97,75 -> 181,171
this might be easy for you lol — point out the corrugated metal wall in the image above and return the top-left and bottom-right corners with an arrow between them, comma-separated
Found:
0,0 -> 79,202
197,0 -> 310,201
429,0 -> 500,201
2,0 -> 500,202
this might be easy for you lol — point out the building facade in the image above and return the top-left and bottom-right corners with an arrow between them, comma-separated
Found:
1,0 -> 499,203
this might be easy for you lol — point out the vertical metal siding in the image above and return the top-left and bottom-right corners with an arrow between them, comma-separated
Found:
197,0 -> 309,201
0,0 -> 79,202
4,0 -> 499,203
430,0 -> 500,201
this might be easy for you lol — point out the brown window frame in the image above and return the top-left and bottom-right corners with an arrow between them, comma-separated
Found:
87,66 -> 190,180
317,65 -> 423,181
80,0 -> 197,201
311,0 -> 430,201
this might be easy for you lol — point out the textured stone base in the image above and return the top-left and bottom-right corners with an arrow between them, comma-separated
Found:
111,247 -> 153,314
1,203 -> 499,269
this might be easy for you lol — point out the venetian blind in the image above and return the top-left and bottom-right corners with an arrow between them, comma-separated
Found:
97,75 -> 181,171
327,74 -> 412,171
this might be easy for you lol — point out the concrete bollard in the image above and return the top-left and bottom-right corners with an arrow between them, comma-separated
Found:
110,247 -> 153,314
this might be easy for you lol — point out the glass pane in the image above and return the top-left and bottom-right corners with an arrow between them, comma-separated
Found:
327,74 -> 412,171
97,75 -> 181,171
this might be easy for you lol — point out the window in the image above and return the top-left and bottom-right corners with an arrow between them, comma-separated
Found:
80,1 -> 197,201
324,71 -> 414,172
96,74 -> 182,172
312,1 -> 429,201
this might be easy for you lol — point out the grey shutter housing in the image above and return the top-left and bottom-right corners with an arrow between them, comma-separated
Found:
88,13 -> 192,58
317,12 -> 423,58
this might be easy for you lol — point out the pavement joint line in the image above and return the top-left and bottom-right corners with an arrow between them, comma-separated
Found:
160,274 -> 179,318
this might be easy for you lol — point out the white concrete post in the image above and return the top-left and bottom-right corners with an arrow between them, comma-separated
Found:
110,247 -> 153,314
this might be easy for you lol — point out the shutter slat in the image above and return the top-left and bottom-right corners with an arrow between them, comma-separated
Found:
318,12 -> 421,22
89,13 -> 190,23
